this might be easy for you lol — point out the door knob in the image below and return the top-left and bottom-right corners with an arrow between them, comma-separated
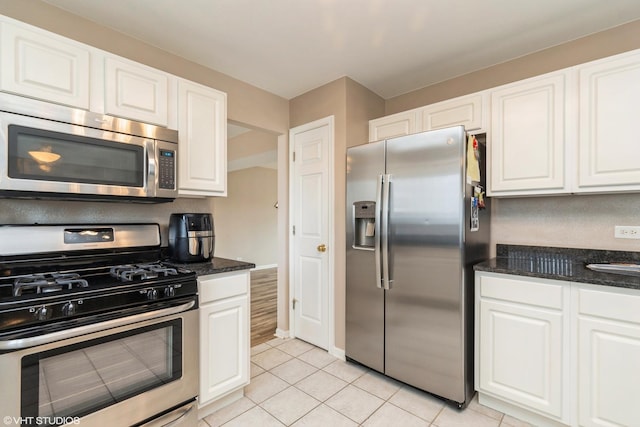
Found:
317,244 -> 327,253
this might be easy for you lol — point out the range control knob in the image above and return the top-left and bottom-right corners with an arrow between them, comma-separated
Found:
62,301 -> 76,316
164,286 -> 176,298
146,288 -> 159,300
34,305 -> 51,321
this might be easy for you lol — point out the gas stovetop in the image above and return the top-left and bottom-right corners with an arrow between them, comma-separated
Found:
0,224 -> 198,335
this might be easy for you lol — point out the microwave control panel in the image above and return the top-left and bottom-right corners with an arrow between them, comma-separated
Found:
158,149 -> 176,189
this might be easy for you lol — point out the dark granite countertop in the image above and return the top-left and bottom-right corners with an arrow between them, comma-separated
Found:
474,244 -> 640,291
165,257 -> 255,277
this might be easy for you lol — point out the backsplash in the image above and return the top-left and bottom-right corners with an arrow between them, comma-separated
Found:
490,193 -> 640,256
0,197 -> 215,246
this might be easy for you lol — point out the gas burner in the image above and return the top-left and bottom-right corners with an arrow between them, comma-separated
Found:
13,273 -> 89,296
110,263 -> 178,282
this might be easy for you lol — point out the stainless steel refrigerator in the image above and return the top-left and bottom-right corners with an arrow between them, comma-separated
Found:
346,126 -> 490,407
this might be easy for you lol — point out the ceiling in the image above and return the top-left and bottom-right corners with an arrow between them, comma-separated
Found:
43,0 -> 640,100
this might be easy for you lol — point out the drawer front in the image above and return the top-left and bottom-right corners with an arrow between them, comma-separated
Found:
477,272 -> 564,309
198,271 -> 249,303
578,285 -> 640,323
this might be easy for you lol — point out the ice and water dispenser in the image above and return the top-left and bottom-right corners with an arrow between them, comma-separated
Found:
352,201 -> 376,249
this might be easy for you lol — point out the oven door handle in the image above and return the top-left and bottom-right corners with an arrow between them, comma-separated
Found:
0,299 -> 196,351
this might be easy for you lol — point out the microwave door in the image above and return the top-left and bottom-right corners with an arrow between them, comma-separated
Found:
0,112 -> 157,200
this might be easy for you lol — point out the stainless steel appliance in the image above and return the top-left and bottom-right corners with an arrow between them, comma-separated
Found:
0,93 -> 178,202
346,126 -> 490,408
168,213 -> 214,263
0,224 -> 198,426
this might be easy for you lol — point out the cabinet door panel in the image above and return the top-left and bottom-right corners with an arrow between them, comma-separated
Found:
479,299 -> 564,418
369,110 -> 419,142
578,51 -> 640,190
578,317 -> 640,427
178,80 -> 227,196
104,57 -> 169,126
421,92 -> 486,132
199,295 -> 249,404
0,21 -> 90,109
490,72 -> 569,195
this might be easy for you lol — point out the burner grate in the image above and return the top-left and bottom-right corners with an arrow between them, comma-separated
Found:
13,273 -> 89,296
110,263 -> 178,282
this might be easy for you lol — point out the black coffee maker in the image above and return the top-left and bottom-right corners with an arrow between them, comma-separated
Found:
168,213 -> 214,262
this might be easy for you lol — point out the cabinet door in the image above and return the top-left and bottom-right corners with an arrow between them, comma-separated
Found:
578,317 -> 640,427
577,51 -> 640,191
576,285 -> 640,427
478,298 -> 565,418
369,109 -> 420,142
489,71 -> 571,196
199,294 -> 249,404
0,20 -> 90,109
421,92 -> 487,132
104,57 -> 169,126
178,80 -> 227,196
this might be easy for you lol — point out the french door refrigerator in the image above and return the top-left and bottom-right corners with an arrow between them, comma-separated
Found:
345,126 -> 490,408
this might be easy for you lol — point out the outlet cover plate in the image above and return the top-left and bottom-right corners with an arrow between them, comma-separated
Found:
614,225 -> 640,239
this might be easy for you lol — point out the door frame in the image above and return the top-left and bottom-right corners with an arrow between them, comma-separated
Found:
288,115 -> 335,353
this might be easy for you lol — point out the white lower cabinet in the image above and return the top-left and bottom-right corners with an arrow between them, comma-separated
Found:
576,285 -> 640,427
198,270 -> 250,409
476,272 -> 640,427
476,273 -> 570,425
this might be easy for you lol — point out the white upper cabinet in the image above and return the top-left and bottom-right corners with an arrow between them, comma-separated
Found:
489,71 -> 573,196
369,92 -> 488,142
368,108 -> 421,142
421,92 -> 488,133
103,56 -> 170,126
178,79 -> 227,196
0,19 -> 90,109
577,50 -> 640,192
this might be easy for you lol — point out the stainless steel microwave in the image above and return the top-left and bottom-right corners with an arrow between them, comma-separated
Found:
0,93 -> 178,202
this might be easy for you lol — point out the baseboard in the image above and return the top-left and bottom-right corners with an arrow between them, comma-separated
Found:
330,346 -> 346,361
274,328 -> 289,339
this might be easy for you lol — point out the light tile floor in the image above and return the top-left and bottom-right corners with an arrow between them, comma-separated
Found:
199,338 -> 532,427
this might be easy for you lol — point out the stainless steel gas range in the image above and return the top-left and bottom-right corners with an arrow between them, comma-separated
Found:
0,224 -> 199,427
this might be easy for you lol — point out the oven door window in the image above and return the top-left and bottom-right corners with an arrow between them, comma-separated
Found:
21,319 -> 182,424
8,124 -> 144,187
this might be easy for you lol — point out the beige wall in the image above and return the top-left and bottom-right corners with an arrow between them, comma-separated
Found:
289,77 -> 384,350
386,19 -> 640,114
213,167 -> 278,267
228,130 -> 278,161
384,19 -> 640,255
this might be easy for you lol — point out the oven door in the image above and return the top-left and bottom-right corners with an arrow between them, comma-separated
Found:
0,301 -> 198,427
0,112 -> 169,200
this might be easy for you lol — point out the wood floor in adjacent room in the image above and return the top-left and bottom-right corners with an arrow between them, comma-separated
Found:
250,267 -> 278,347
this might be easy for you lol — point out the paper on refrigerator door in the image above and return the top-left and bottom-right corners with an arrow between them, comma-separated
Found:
466,134 -> 481,184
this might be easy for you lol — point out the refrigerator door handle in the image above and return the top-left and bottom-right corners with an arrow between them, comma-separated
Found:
381,173 -> 392,290
374,174 -> 384,289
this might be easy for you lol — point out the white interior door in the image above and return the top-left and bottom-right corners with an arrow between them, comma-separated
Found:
289,117 -> 333,350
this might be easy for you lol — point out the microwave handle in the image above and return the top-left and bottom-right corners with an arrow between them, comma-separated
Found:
145,139 -> 157,196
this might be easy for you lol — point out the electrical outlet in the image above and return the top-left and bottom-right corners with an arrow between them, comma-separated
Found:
614,225 -> 640,239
